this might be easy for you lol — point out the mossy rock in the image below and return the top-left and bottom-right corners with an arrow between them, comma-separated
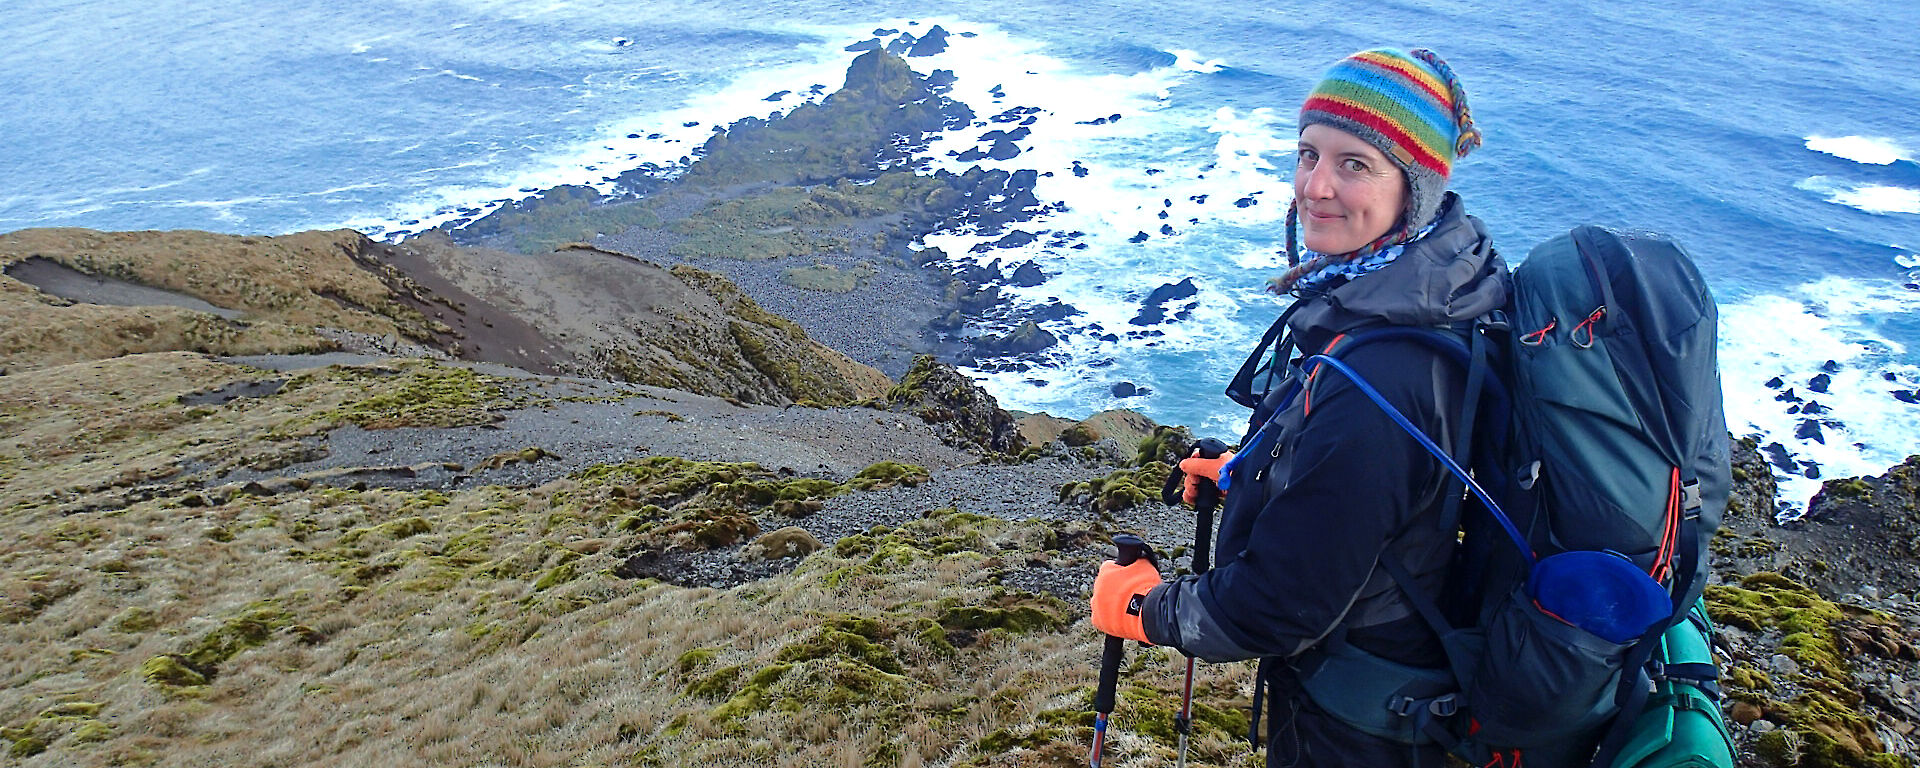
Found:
655,509 -> 760,550
911,617 -> 958,658
938,591 -> 1068,634
181,603 -> 293,675
676,647 -> 719,675
775,627 -> 903,674
112,606 -> 159,633
141,654 -> 208,688
685,664 -> 744,698
846,461 -> 930,491
938,605 -> 1063,634
1769,689 -> 1904,767
709,663 -> 794,722
830,510 -> 1000,565
322,362 -> 509,429
1057,464 -> 1171,513
7,735 -> 46,758
339,515 -> 431,546
762,656 -> 918,714
974,725 -> 1071,754
1705,572 -> 1853,680
0,701 -> 110,757
1134,424 -> 1196,467
532,561 -> 580,591
744,526 -> 824,560
1059,423 -> 1100,447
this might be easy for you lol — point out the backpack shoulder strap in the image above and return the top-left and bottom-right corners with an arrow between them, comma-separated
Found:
1227,301 -> 1307,410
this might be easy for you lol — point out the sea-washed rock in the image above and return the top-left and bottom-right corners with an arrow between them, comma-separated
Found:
1130,278 -> 1199,326
972,320 -> 1057,356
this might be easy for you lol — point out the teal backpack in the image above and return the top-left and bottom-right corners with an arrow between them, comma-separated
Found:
1229,226 -> 1735,767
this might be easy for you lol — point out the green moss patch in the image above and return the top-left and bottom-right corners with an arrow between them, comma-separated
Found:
1706,572 -> 1853,680
568,457 -> 927,553
938,591 -> 1069,635
1,701 -> 109,757
830,509 -> 1005,570
1706,572 -> 1911,767
181,602 -> 294,677
1134,425 -> 1197,467
1116,683 -> 1248,751
776,626 -> 904,674
318,362 -> 510,430
846,461 -> 930,491
779,263 -> 876,293
141,654 -> 208,689
1057,464 -> 1171,513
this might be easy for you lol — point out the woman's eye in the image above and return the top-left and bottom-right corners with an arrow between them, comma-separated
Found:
1297,149 -> 1318,165
1341,158 -> 1368,173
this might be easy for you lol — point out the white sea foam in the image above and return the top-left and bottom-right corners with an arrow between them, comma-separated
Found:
1797,176 -> 1920,215
1719,277 -> 1920,512
833,23 -> 1309,429
1805,135 -> 1914,166
334,28 -> 865,239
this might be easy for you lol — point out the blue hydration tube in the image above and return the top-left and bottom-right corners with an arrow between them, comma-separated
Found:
1221,353 -> 1534,565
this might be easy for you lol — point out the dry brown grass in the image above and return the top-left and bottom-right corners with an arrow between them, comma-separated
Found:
0,353 -> 513,517
0,228 -> 440,373
0,351 -> 1258,768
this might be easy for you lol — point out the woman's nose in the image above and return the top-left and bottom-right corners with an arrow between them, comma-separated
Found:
1299,162 -> 1335,200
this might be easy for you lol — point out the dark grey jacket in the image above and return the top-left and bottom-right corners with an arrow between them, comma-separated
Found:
1141,193 -> 1508,666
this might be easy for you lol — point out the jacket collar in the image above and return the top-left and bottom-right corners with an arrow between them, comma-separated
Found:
1287,192 -> 1508,341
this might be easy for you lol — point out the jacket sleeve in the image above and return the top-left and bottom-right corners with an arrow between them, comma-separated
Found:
1141,341 -> 1454,662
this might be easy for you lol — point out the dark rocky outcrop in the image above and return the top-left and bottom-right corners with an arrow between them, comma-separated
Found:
1787,454 -> 1920,598
905,25 -> 949,57
1130,278 -> 1199,326
883,355 -> 1024,455
973,320 -> 1057,357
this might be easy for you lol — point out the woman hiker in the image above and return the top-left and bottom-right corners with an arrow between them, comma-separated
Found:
1090,48 -> 1509,767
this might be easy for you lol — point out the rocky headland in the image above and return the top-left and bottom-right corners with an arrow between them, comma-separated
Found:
2,45 -> 1918,768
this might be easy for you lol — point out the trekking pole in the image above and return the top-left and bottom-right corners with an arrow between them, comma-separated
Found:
1091,533 -> 1152,768
1173,439 -> 1228,768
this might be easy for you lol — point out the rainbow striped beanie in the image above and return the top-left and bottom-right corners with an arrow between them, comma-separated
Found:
1299,48 -> 1483,231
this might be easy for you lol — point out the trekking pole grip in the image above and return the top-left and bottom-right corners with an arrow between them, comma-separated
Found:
1095,534 -> 1150,715
1188,439 -> 1229,574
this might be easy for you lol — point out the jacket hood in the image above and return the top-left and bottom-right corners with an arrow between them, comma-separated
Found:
1287,192 -> 1508,340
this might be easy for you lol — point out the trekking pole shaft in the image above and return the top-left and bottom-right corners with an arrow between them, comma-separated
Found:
1176,492 -> 1219,768
1091,534 -> 1150,768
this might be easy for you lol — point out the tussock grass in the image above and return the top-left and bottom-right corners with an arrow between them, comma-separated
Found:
0,354 -> 514,517
0,477 -> 1258,767
0,350 -> 1255,767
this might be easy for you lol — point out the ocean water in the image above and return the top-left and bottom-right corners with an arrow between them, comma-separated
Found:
5,0 -> 1917,511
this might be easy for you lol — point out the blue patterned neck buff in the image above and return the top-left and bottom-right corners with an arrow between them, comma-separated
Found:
1276,218 -> 1441,295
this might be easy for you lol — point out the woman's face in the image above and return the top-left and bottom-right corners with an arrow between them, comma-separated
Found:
1293,123 -> 1409,255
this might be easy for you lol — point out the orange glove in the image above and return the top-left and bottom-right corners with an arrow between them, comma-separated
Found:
1179,450 -> 1235,506
1090,559 -> 1162,644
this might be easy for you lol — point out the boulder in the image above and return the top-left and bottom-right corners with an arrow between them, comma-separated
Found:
1130,277 -> 1199,326
885,355 -> 1025,454
906,25 -> 949,56
974,321 -> 1057,356
744,526 -> 825,560
1008,261 -> 1046,287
